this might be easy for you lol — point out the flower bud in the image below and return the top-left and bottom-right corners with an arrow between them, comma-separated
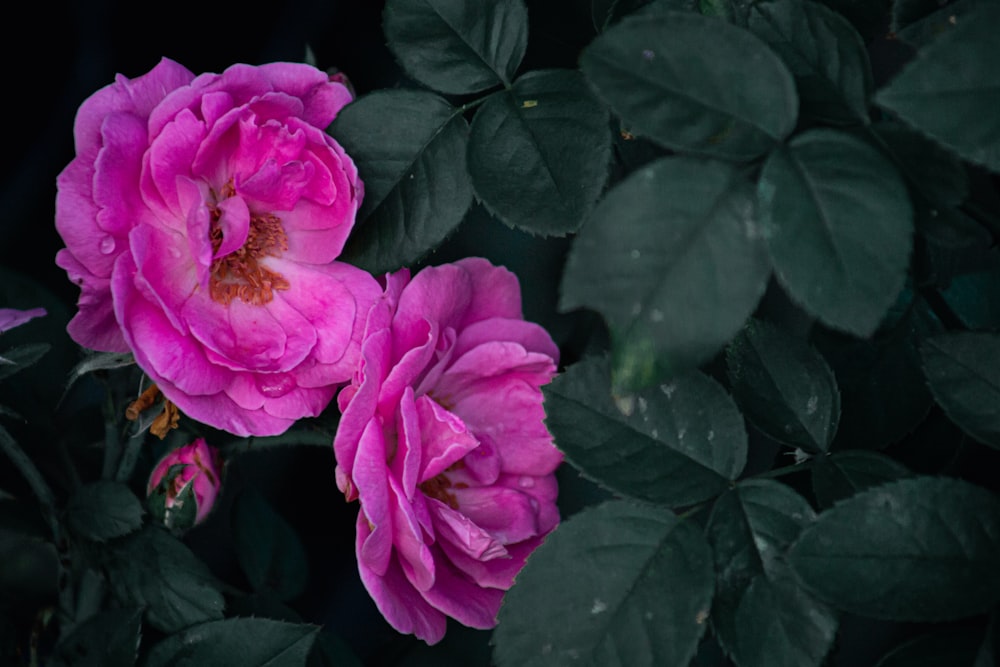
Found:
146,438 -> 223,529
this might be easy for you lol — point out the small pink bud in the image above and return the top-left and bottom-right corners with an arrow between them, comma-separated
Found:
146,438 -> 223,529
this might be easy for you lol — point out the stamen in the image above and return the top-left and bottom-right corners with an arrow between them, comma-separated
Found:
208,189 -> 291,306
420,473 -> 460,510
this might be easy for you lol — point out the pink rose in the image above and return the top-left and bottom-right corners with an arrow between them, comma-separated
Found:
147,438 -> 223,528
334,258 -> 563,644
55,58 -> 380,436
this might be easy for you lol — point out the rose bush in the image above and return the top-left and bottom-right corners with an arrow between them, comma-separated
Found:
147,437 -> 224,528
334,258 -> 563,644
55,58 -> 380,436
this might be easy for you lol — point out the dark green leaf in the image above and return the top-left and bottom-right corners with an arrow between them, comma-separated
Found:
758,128 -> 913,336
145,617 -> 318,667
383,0 -> 528,94
232,486 -> 309,602
706,480 -> 837,667
493,500 -> 714,667
921,332 -> 1000,449
812,294 -> 938,449
811,450 -> 912,509
748,0 -> 873,124
329,90 -> 473,274
726,318 -> 840,454
66,481 -> 144,542
875,620 -> 996,667
941,264 -> 1000,330
580,10 -> 797,160
0,343 -> 50,381
872,122 -> 968,208
875,2 -> 1000,173
50,607 -> 142,667
869,122 -> 983,251
893,0 -> 985,48
104,526 -> 224,633
789,476 -> 1000,621
544,356 -> 745,508
561,157 -> 770,391
467,69 -> 611,235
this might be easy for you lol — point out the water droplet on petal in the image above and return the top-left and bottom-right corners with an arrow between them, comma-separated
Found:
517,476 -> 535,489
257,374 -> 296,398
99,236 -> 116,254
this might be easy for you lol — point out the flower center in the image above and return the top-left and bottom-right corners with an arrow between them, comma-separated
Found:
420,473 -> 460,510
208,192 -> 290,306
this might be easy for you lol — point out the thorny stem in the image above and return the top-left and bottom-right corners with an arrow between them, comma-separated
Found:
0,422 -> 60,542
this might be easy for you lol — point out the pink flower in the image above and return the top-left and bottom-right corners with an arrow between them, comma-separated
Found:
147,438 -> 223,528
0,308 -> 46,334
55,58 -> 380,436
334,258 -> 563,644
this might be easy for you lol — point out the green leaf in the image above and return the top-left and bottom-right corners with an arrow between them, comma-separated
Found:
875,1 -> 1000,173
66,481 -> 144,542
580,10 -> 797,160
811,450 -> 912,509
748,0 -> 873,124
788,476 -> 1000,621
812,294 -> 937,449
893,0 -> 984,48
941,264 -> 1000,330
868,122 -> 983,251
0,343 -> 50,381
104,526 -> 224,633
466,69 -> 611,236
875,618 -> 997,667
382,0 -> 528,94
329,90 -> 473,274
921,332 -> 1000,450
493,500 -> 714,667
706,480 -> 837,667
50,607 -> 142,667
145,617 -> 318,667
544,356 -> 745,508
232,486 -> 309,602
593,0 -> 691,30
758,128 -> 914,336
561,156 -> 770,391
726,318 -> 840,454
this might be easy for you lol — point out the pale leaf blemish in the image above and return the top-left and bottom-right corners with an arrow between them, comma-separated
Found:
591,598 -> 608,615
661,383 -> 676,399
696,609 -> 709,624
806,395 -> 818,415
522,99 -> 538,108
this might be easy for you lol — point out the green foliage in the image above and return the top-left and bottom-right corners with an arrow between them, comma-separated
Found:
66,481 -> 144,542
561,157 -> 770,391
493,500 -> 714,667
5,0 -> 999,664
329,89 -> 473,274
232,486 -> 309,602
544,356 -> 745,507
789,477 -> 1000,621
580,10 -> 797,160
727,318 -> 841,454
467,69 -> 611,235
876,1 -> 1000,172
144,617 -> 319,667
